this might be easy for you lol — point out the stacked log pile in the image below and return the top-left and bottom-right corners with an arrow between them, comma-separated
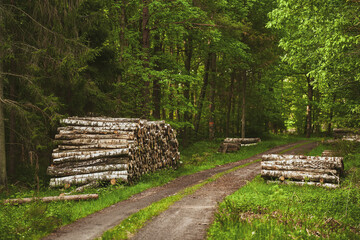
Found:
261,154 -> 344,188
218,138 -> 261,153
47,117 -> 180,187
333,128 -> 360,142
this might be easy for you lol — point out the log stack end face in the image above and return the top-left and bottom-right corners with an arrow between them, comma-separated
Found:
48,117 -> 180,188
261,154 -> 344,188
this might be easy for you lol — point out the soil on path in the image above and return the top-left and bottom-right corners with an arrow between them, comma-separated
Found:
43,141 -> 317,240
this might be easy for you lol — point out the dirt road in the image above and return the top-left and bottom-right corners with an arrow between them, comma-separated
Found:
43,141 -> 317,240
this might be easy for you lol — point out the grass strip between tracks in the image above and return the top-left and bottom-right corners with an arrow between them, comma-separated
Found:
100,142 -> 309,239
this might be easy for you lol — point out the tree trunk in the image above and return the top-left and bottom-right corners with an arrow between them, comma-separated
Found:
195,51 -> 212,134
152,33 -> 162,119
226,71 -> 235,136
306,75 -> 313,138
241,71 -> 246,138
8,80 -> 16,177
182,34 -> 193,146
0,11 -> 6,185
209,53 -> 216,141
141,0 -> 151,118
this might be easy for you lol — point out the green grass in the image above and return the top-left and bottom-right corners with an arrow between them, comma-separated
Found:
0,135 -> 302,239
207,142 -> 360,240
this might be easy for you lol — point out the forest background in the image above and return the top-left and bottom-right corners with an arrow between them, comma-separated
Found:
0,0 -> 359,186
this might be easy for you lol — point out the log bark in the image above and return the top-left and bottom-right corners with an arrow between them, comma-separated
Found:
224,138 -> 261,144
61,119 -> 139,128
56,133 -> 135,140
267,180 -> 338,188
47,164 -> 128,176
66,117 -> 141,123
49,171 -> 128,187
52,149 -> 130,164
2,194 -> 99,204
261,169 -> 339,183
261,159 -> 343,171
261,163 -> 338,175
61,139 -> 134,146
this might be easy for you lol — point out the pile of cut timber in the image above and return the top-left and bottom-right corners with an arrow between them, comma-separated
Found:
333,128 -> 360,142
261,154 -> 344,188
218,138 -> 261,153
47,117 -> 180,187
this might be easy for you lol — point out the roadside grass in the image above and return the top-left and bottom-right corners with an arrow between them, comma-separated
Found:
0,135 -> 302,239
207,141 -> 360,240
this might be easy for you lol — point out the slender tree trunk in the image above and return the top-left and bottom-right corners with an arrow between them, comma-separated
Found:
0,17 -> 7,185
241,71 -> 246,138
141,0 -> 151,118
327,94 -> 336,135
195,52 -> 212,135
226,71 -> 235,136
8,80 -> 16,176
306,75 -> 313,138
182,34 -> 193,145
152,33 -> 162,119
208,53 -> 216,140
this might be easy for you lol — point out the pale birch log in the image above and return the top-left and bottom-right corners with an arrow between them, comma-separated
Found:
61,119 -> 139,128
261,169 -> 339,183
224,138 -> 261,144
53,149 -> 130,164
267,180 -> 338,188
49,171 -> 128,187
47,164 -> 128,176
261,163 -> 338,174
59,125 -> 137,133
59,129 -> 134,136
58,144 -> 129,150
2,194 -> 99,204
67,116 -> 141,123
55,133 -> 135,140
262,154 -> 343,164
52,148 -> 130,159
261,160 -> 342,171
61,139 -> 134,146
53,157 -> 130,168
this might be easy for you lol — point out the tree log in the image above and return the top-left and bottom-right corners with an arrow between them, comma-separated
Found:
58,144 -> 129,150
49,171 -> 128,187
53,157 -> 130,168
261,169 -> 339,183
261,163 -> 338,174
55,133 -> 135,140
61,119 -> 140,128
2,194 -> 99,204
66,116 -> 141,123
60,139 -> 134,146
261,160 -> 342,171
47,164 -> 128,176
52,149 -> 130,164
267,180 -> 338,188
224,138 -> 261,144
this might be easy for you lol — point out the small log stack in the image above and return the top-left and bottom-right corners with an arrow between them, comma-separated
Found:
333,128 -> 360,142
47,117 -> 180,187
218,138 -> 261,153
261,154 -> 344,188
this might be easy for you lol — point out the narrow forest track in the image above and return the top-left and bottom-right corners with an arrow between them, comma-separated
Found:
43,141 -> 317,240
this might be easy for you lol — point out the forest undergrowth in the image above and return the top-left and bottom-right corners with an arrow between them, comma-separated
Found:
208,141 -> 360,240
0,135 -> 301,240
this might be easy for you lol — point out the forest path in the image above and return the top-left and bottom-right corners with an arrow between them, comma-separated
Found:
43,141 -> 317,240
131,141 -> 317,240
